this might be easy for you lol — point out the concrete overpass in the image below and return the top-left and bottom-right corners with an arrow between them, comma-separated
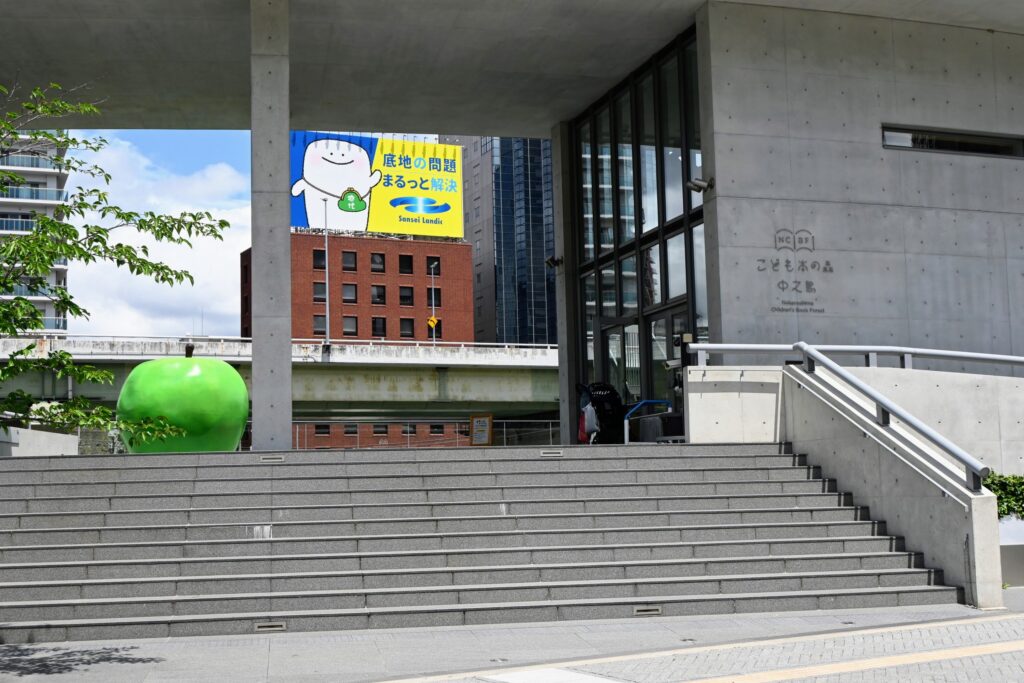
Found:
0,336 -> 559,420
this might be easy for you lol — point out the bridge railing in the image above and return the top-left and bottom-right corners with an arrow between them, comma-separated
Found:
0,335 -> 559,366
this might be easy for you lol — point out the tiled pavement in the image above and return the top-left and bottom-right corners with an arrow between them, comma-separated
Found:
0,602 -> 1006,682
435,609 -> 1024,683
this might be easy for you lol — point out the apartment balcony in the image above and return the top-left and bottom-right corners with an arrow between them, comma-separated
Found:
0,154 -> 59,170
1,284 -> 51,298
0,187 -> 68,202
42,317 -> 67,331
0,218 -> 35,232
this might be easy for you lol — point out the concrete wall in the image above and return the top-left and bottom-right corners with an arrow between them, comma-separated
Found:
0,427 -> 79,457
686,364 -> 1024,476
683,362 -> 1004,606
781,366 -> 1001,608
847,367 -> 1024,475
699,2 -> 1024,358
684,366 -> 783,443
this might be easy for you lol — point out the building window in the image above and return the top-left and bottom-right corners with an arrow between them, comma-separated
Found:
430,424 -> 445,435
342,251 -> 357,271
399,286 -> 414,306
399,254 -> 414,274
342,283 -> 357,304
882,125 -> 1024,158
343,316 -> 358,336
402,424 -> 416,436
371,316 -> 387,337
400,318 -> 415,338
313,282 -> 326,303
314,423 -> 331,436
659,53 -> 685,223
344,423 -> 358,435
426,255 -> 441,275
427,288 -> 442,308
373,424 -> 388,436
313,315 -> 327,335
667,231 -> 687,299
371,253 -> 385,272
371,285 -> 386,305
428,320 -> 443,339
313,249 -> 326,270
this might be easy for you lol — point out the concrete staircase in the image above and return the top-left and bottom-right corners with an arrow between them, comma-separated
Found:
0,443 -> 958,643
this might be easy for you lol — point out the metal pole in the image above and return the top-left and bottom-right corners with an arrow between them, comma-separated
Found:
322,200 -> 331,344
430,261 -> 437,345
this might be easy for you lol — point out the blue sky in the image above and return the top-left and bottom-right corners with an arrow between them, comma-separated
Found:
108,130 -> 251,178
69,131 -> 252,337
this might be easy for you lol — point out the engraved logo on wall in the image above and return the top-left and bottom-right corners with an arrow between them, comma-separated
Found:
755,229 -> 833,314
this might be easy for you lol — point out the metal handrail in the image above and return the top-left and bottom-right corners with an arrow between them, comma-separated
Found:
687,342 -> 1024,370
623,400 -> 673,445
685,341 -> 991,492
5,333 -> 557,351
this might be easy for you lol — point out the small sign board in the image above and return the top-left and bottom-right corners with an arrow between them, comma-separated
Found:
469,414 -> 493,446
427,315 -> 438,329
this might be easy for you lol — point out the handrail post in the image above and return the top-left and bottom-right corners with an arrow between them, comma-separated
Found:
866,352 -> 877,367
696,349 -> 708,367
969,470 -> 983,493
875,404 -> 891,426
900,353 -> 913,369
802,350 -> 815,374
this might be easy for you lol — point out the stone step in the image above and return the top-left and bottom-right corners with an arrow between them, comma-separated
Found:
0,486 -> 851,515
0,585 -> 956,644
0,498 -> 856,530
0,523 -> 890,564
0,552 -> 929,601
0,458 -> 812,484
0,536 -> 906,581
0,443 -> 794,472
0,507 -> 871,546
0,472 -> 836,500
0,569 -> 944,621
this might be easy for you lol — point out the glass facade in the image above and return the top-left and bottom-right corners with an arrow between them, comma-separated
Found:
573,29 -> 706,408
490,137 -> 558,344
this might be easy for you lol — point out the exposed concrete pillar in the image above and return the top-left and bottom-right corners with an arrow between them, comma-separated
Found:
551,122 -> 580,445
249,0 -> 292,450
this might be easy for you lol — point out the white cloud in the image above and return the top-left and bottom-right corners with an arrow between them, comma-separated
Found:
66,135 -> 251,337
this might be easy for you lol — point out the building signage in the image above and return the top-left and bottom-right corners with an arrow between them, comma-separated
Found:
290,131 -> 464,239
469,415 -> 493,446
756,228 -> 835,314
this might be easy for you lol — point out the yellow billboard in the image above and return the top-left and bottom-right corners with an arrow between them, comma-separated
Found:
290,132 -> 464,239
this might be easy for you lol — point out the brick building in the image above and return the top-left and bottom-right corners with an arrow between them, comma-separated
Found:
241,231 -> 473,342
240,230 -> 478,449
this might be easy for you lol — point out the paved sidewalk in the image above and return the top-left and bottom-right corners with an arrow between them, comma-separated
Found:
0,604 -> 988,682
428,610 -> 1024,683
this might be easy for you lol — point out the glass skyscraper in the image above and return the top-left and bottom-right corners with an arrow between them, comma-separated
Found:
443,135 -> 557,345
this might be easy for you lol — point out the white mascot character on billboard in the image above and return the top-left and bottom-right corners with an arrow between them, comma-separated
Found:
291,139 -> 382,232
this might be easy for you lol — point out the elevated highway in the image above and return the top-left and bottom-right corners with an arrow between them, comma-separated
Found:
0,335 -> 560,420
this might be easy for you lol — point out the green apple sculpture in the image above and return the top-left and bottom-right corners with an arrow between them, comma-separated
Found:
117,345 -> 250,453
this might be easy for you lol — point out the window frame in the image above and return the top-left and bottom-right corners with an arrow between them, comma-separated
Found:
341,283 -> 357,304
342,251 -> 357,272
